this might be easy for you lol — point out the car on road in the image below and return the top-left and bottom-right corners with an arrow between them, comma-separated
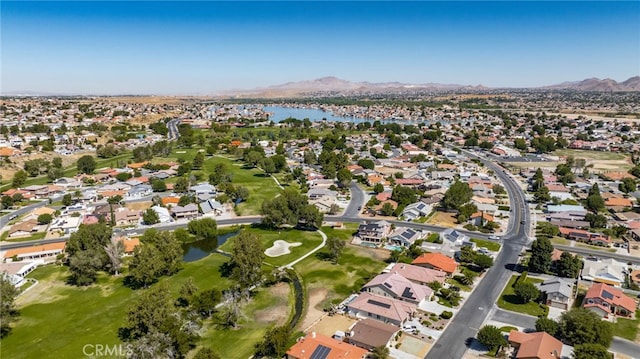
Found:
520,220 -> 525,224
488,235 -> 499,240
8,214 -> 17,220
357,206 -> 361,210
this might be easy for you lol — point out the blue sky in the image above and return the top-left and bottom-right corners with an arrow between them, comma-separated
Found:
2,1 -> 639,95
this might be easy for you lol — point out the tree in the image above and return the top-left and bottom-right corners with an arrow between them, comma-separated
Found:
370,345 -> 390,359
0,276 -> 19,337
381,202 -> 395,216
357,158 -> 375,170
373,183 -> 384,194
572,343 -> 610,359
259,157 -> 276,175
459,245 -> 476,263
473,253 -> 494,270
619,177 -> 636,194
442,181 -> 473,210
529,237 -> 553,273
514,281 -> 540,303
142,208 -> 159,225
299,204 -> 324,229
535,317 -> 558,336
585,183 -> 605,212
584,213 -> 607,228
193,152 -> 205,169
254,325 -> 291,358
193,348 -> 221,359
534,185 -> 551,204
37,213 -> 53,224
493,184 -> 505,195
191,289 -> 222,318
121,283 -> 194,357
391,185 -> 418,206
12,170 -> 27,188
104,240 -> 125,275
62,193 -> 73,207
151,179 -> 167,192
66,223 -> 113,285
230,230 -> 265,289
326,236 -> 345,264
128,230 -> 183,288
245,151 -> 264,168
174,177 -> 190,193
559,308 -> 613,347
556,252 -> 582,278
47,166 -> 64,181
477,325 -> 507,352
187,218 -> 218,241
77,155 -> 96,174
336,168 -> 352,187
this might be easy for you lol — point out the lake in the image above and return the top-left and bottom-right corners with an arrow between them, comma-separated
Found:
263,106 -> 371,123
182,230 -> 238,262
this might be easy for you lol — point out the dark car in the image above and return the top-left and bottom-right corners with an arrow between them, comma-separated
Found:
520,220 -> 525,224
357,206 -> 362,210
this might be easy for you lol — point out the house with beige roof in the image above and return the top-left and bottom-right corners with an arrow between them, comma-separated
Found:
385,263 -> 446,285
347,292 -> 417,326
347,318 -> 399,351
362,272 -> 433,305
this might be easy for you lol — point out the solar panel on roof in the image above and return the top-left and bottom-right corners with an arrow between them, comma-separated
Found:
602,290 -> 614,300
367,299 -> 392,309
402,287 -> 416,299
310,345 -> 331,359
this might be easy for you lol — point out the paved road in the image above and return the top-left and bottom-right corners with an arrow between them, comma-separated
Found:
554,244 -> 640,265
491,308 -> 537,329
166,118 -> 180,140
0,195 -> 64,228
342,181 -> 365,218
426,148 -> 530,359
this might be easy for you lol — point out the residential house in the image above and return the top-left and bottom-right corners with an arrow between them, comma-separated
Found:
200,199 -> 224,215
7,219 -> 38,238
581,258 -> 626,287
53,177 -> 83,190
536,278 -> 574,310
3,242 -> 66,262
126,184 -> 152,199
286,332 -> 367,359
508,331 -> 563,359
171,203 -> 199,219
558,227 -> 611,247
48,216 -> 81,235
470,211 -> 495,227
401,201 -> 433,221
384,263 -> 447,285
356,221 -> 392,244
546,205 -> 587,214
150,206 -> 172,223
189,183 -> 217,199
307,188 -> 338,201
388,227 -> 423,247
114,208 -> 141,227
440,228 -> 469,247
0,261 -> 37,287
583,282 -> 636,318
362,273 -> 433,305
412,253 -> 458,275
347,292 -> 417,326
347,318 -> 399,351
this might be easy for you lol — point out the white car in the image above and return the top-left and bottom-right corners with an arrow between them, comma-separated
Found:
488,235 -> 500,240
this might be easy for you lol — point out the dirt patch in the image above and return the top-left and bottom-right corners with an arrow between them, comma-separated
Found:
347,243 -> 389,261
125,201 -> 153,211
306,314 -> 359,338
426,211 -> 458,228
300,287 -> 329,331
255,282 -> 290,326
16,267 -> 69,306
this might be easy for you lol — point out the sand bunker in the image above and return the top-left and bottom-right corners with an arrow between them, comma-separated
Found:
265,240 -> 302,257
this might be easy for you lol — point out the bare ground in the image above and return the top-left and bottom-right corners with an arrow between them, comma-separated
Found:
426,211 -> 458,228
16,266 -> 69,306
306,314 -> 358,337
299,287 -> 329,331
255,282 -> 291,326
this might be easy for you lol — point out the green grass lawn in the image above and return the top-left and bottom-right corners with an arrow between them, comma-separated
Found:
550,237 -> 570,246
0,253 -> 271,359
447,277 -> 472,292
552,149 -> 627,161
471,238 -> 501,251
613,310 -> 640,341
497,275 -> 548,317
294,243 -> 387,309
4,231 -> 47,242
320,224 -> 359,241
219,227 -> 323,267
575,243 -> 617,253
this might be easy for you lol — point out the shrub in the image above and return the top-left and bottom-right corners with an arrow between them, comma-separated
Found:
440,311 -> 453,319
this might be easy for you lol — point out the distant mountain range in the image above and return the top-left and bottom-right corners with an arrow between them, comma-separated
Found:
223,75 -> 640,98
